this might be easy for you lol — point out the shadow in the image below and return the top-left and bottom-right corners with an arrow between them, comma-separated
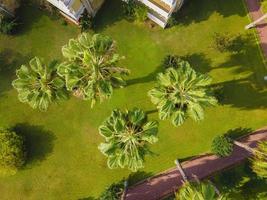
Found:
214,162 -> 267,199
178,155 -> 196,163
15,0 -> 62,35
181,53 -> 212,73
13,123 -> 56,166
225,127 -> 253,139
127,171 -> 153,186
255,23 -> 267,28
211,78 -> 267,110
214,33 -> 267,86
0,49 -> 32,95
94,0 -> 126,31
78,197 -> 97,200
173,0 -> 246,26
126,64 -> 164,86
146,109 -> 157,115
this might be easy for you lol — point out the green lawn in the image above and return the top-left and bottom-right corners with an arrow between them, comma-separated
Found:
0,0 -> 267,199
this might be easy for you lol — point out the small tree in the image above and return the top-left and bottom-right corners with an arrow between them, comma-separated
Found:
211,135 -> 233,157
99,180 -> 124,200
176,181 -> 225,200
0,128 -> 26,175
251,141 -> 267,178
134,4 -> 148,22
148,61 -> 217,126
12,57 -> 68,111
57,33 -> 129,107
98,108 -> 158,171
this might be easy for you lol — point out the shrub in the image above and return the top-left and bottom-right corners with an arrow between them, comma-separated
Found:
212,32 -> 234,52
79,11 -> 93,31
99,180 -> 124,200
162,55 -> 183,69
0,128 -> 26,175
211,135 -> 233,157
134,4 -> 148,22
167,16 -> 177,28
251,141 -> 267,178
0,15 -> 18,34
0,0 -> 21,15
122,0 -> 136,19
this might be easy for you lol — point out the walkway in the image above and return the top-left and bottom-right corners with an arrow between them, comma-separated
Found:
246,0 -> 267,58
125,128 -> 267,200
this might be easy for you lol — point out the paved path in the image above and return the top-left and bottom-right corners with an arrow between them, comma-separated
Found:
125,128 -> 267,200
246,0 -> 267,58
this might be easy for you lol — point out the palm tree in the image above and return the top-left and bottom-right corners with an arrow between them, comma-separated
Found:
57,33 -> 130,107
176,181 -> 225,200
12,57 -> 67,111
251,141 -> 267,178
98,108 -> 158,171
148,60 -> 217,126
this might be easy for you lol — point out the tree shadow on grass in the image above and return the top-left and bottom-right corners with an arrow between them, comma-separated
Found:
225,127 -> 253,140
94,0 -> 126,32
126,64 -> 164,86
0,49 -> 32,95
181,53 -> 212,73
174,0 -> 246,26
211,78 -> 267,110
15,0 -> 63,36
127,171 -> 153,186
13,123 -> 56,166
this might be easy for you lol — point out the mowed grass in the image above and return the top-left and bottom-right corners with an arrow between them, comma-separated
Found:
0,0 -> 267,199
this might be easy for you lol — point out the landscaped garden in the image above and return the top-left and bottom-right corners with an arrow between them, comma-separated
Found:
0,0 -> 267,199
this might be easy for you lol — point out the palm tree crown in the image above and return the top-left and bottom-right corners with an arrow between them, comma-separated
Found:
98,108 -> 158,171
12,57 -> 67,111
148,60 -> 217,126
57,33 -> 129,107
251,141 -> 267,178
176,181 -> 225,200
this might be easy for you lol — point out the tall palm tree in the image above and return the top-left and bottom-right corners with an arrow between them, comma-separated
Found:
12,57 -> 67,111
176,181 -> 225,200
98,108 -> 158,171
57,33 -> 130,107
251,141 -> 267,178
148,60 -> 217,126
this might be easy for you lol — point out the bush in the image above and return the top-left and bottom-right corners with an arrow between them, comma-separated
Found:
79,11 -> 93,32
162,55 -> 183,69
99,180 -> 124,200
212,32 -> 234,52
0,15 -> 18,34
167,16 -> 177,28
134,4 -> 148,22
0,128 -> 26,175
211,135 -> 233,157
0,0 -> 21,14
122,0 -> 136,19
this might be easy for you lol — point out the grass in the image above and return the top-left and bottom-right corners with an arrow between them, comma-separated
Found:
0,0 -> 267,199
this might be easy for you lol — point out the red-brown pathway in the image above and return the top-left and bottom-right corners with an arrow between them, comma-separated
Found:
246,0 -> 267,58
125,128 -> 267,200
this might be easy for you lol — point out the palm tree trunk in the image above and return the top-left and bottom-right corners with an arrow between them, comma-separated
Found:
209,180 -> 221,196
121,180 -> 128,200
175,159 -> 188,182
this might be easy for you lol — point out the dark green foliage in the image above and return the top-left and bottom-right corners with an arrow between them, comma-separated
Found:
122,0 -> 136,19
212,135 -> 233,157
99,180 -> 124,200
0,15 -> 17,34
167,16 -> 177,28
0,128 -> 26,172
134,3 -> 148,22
162,55 -> 183,69
212,32 -> 234,52
79,11 -> 93,31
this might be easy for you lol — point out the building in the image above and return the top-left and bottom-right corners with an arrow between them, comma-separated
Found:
138,0 -> 184,28
45,0 -> 104,24
46,0 -> 184,28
